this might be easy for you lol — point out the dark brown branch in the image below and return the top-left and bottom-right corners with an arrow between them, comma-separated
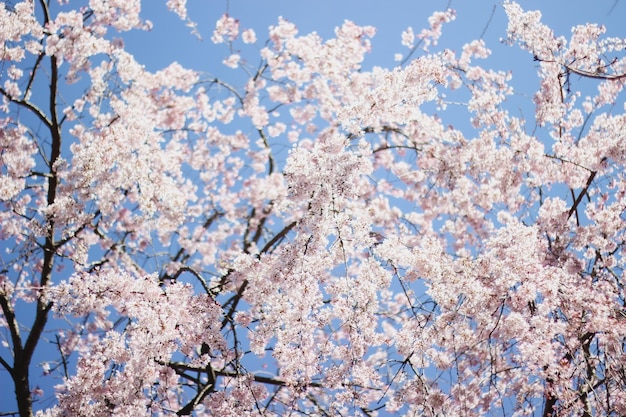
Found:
258,128 -> 275,175
251,212 -> 269,247
176,381 -> 215,416
0,355 -> 12,375
567,169 -> 597,221
259,220 -> 296,255
23,53 -> 45,100
54,334 -> 70,379
570,189 -> 580,226
542,387 -> 558,417
221,280 -> 248,330
0,291 -> 22,367
171,266 -> 212,295
174,360 -> 216,416
165,364 -> 325,389
0,87 -> 52,128
242,207 -> 257,253
14,3 -> 57,412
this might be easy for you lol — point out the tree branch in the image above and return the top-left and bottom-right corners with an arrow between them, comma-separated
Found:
0,291 -> 22,365
565,64 -> 626,81
567,169 -> 598,221
0,87 -> 52,128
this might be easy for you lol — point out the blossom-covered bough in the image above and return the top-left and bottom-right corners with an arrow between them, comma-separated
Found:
1,1 -> 625,416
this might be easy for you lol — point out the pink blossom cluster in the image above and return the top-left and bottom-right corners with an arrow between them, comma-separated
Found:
39,270 -> 223,415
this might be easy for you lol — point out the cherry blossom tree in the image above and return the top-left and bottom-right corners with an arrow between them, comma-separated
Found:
1,1 -> 626,416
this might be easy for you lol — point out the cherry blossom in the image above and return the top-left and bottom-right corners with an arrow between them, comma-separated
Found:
1,1 -> 625,416
211,13 -> 239,44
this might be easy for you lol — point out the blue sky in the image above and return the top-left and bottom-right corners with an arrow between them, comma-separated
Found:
124,0 -> 626,75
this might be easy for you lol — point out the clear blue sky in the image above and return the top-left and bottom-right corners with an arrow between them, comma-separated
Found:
124,1 -> 626,75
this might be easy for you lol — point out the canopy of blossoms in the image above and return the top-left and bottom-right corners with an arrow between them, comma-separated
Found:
1,1 -> 625,416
